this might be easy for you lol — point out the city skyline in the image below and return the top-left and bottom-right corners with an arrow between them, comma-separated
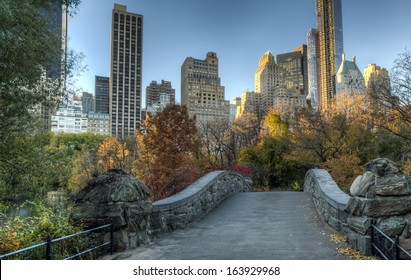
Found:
69,0 -> 411,105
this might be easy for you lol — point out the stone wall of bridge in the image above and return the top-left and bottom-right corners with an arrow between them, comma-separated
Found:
149,171 -> 252,237
304,158 -> 411,255
71,170 -> 252,252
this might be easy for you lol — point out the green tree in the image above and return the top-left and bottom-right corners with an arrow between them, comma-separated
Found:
238,112 -> 304,189
0,0 -> 81,198
68,144 -> 99,194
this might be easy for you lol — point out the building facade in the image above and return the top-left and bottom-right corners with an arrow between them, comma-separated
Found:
307,28 -> 319,110
146,92 -> 172,116
87,112 -> 110,136
146,80 -> 175,108
364,64 -> 390,89
236,91 -> 258,119
51,97 -> 88,134
181,52 -> 230,127
335,54 -> 365,95
81,92 -> 95,114
230,97 -> 241,121
277,45 -> 308,97
255,52 -> 286,114
110,4 -> 143,137
95,75 -> 109,114
316,0 -> 344,110
38,2 -> 68,131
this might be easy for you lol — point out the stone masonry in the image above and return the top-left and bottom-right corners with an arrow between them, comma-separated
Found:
72,170 -> 252,252
305,158 -> 411,255
347,158 -> 411,252
71,169 -> 152,252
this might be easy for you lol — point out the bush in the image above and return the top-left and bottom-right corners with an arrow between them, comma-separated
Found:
0,199 -> 81,256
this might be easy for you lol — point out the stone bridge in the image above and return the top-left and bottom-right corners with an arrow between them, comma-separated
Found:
72,159 -> 411,260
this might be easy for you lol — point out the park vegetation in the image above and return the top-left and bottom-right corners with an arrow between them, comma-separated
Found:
1,0 -> 411,254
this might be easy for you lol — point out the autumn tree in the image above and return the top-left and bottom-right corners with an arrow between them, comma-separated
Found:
232,112 -> 260,149
366,49 -> 411,167
200,119 -> 238,168
98,136 -> 133,172
136,104 -> 201,200
287,93 -> 378,191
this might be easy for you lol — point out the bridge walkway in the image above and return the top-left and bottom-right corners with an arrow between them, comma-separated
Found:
105,192 -> 350,260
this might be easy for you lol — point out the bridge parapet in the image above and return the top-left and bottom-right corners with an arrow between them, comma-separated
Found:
304,169 -> 350,231
304,158 -> 411,256
150,171 -> 252,237
72,170 -> 251,252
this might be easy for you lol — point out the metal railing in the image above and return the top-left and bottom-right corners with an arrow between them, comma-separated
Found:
0,224 -> 113,260
370,223 -> 411,260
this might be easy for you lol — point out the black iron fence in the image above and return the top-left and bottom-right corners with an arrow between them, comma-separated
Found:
371,223 -> 411,260
0,224 -> 113,260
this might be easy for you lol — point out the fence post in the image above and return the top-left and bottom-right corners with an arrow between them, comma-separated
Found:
46,234 -> 52,260
110,224 -> 114,255
370,221 -> 374,256
395,236 -> 400,260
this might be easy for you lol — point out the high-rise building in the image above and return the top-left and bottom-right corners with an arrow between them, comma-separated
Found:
277,45 -> 308,97
307,28 -> 319,110
335,54 -> 365,95
146,80 -> 175,108
255,52 -> 287,113
81,92 -> 95,114
364,64 -> 390,89
95,76 -> 109,114
38,3 -> 68,131
316,0 -> 344,110
110,4 -> 143,137
181,52 -> 230,128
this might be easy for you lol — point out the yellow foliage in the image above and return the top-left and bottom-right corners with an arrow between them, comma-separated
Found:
330,233 -> 377,260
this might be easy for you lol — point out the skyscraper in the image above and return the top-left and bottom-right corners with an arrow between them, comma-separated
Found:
277,45 -> 308,97
316,0 -> 344,110
255,52 -> 285,113
255,52 -> 306,114
110,4 -> 143,137
95,75 -> 109,114
38,3 -> 68,131
307,28 -> 319,110
181,52 -> 230,128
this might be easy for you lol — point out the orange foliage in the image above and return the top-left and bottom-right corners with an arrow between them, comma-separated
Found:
136,104 -> 201,201
98,136 -> 131,172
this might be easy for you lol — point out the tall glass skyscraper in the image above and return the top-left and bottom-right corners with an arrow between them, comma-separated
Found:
307,28 -> 318,110
110,4 -> 143,137
316,0 -> 344,110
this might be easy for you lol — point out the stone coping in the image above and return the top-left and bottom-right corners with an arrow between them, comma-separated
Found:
306,169 -> 350,210
152,171 -> 243,211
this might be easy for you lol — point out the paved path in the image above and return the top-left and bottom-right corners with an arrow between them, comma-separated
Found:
106,192 -> 349,260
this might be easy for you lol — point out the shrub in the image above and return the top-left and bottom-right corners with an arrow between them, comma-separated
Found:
0,199 -> 81,256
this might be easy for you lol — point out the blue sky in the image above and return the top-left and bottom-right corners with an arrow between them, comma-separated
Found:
68,0 -> 411,105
